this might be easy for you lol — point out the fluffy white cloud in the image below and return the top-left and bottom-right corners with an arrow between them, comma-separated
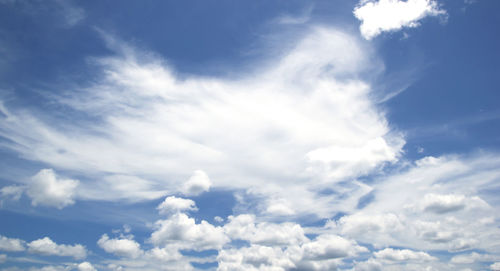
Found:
26,169 -> 79,209
157,196 -> 197,215
217,245 -> 296,271
0,235 -> 25,252
223,214 -> 308,246
181,170 -> 211,196
27,237 -> 87,259
150,213 -> 228,250
492,262 -> 500,271
374,248 -> 436,262
329,153 -> 500,254
217,233 -> 366,271
77,262 -> 96,271
97,234 -> 143,259
353,0 -> 446,39
302,234 -> 367,260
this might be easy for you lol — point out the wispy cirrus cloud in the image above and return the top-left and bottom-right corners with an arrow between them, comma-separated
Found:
0,27 -> 404,219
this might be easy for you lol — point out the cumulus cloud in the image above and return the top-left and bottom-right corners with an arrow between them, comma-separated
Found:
330,153 -> 500,254
27,237 -> 87,259
217,245 -> 297,271
302,234 -> 367,260
492,262 -> 500,271
150,213 -> 228,250
374,248 -> 436,262
353,0 -> 446,39
97,234 -> 143,259
223,214 -> 308,246
181,170 -> 211,196
157,196 -> 198,215
77,262 -> 96,271
26,169 -> 79,209
0,235 -> 25,252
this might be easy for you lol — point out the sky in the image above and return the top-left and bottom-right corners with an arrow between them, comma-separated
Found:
0,0 -> 499,270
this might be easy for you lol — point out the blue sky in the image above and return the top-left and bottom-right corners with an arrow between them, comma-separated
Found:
0,0 -> 500,270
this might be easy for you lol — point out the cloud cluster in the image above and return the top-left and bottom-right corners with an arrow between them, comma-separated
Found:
27,237 -> 87,259
353,0 -> 446,39
0,27 -> 404,219
0,235 -> 87,261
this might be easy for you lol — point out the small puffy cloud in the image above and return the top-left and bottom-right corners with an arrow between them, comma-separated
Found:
217,245 -> 296,271
97,234 -> 143,259
145,246 -> 183,262
150,213 -> 228,250
374,248 -> 437,262
337,212 -> 404,237
157,196 -> 197,215
224,214 -> 308,246
492,262 -> 500,271
27,237 -> 87,259
181,170 -> 211,196
0,235 -> 25,252
302,234 -> 367,260
353,0 -> 446,40
77,262 -> 97,271
27,169 -> 79,209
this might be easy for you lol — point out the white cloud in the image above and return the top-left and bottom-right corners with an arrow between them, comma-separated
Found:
150,213 -> 228,250
374,248 -> 436,262
302,234 -> 367,260
224,214 -> 308,246
0,185 -> 24,203
217,245 -> 296,271
418,193 -> 489,214
0,235 -> 25,252
450,252 -> 499,264
26,169 -> 79,209
157,196 -> 197,215
0,27 -> 403,219
77,262 -> 96,271
353,0 -> 446,39
0,254 -> 6,264
492,262 -> 500,271
329,153 -> 500,254
181,170 -> 211,196
27,237 -> 87,259
97,234 -> 143,259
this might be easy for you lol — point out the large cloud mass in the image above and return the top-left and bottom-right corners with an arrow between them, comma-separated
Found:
0,27 -> 404,219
